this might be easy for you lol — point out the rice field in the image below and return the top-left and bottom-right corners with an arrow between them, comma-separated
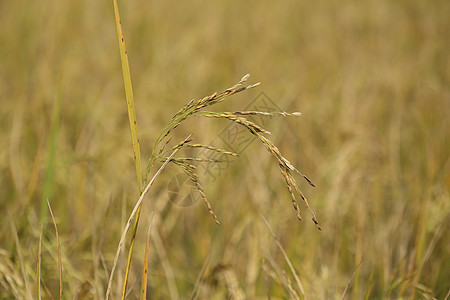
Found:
0,0 -> 449,299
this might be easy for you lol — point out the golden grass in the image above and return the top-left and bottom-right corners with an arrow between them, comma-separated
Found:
1,0 -> 449,299
11,219 -> 33,300
140,210 -> 154,299
46,200 -> 62,300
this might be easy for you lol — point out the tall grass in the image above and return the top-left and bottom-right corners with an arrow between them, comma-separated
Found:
0,0 -> 449,299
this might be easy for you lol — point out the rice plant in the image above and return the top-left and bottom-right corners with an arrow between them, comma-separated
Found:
107,72 -> 321,298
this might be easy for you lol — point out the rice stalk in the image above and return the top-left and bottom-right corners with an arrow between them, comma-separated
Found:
259,212 -> 306,298
140,210 -> 154,300
112,1 -> 143,297
112,0 -> 142,190
341,259 -> 363,300
105,136 -> 189,300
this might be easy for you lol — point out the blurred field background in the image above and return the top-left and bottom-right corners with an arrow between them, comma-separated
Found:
1,0 -> 449,299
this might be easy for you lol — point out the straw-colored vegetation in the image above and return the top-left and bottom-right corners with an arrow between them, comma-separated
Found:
1,0 -> 449,299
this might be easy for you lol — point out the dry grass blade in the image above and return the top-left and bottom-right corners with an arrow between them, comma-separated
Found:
444,289 -> 450,300
262,261 -> 272,300
47,199 -> 63,300
341,259 -> 363,300
105,135 -> 190,300
37,225 -> 43,300
259,212 -> 305,298
150,229 -> 179,299
262,251 -> 300,300
282,271 -> 301,300
42,281 -> 55,300
140,210 -> 154,300
219,267 -> 246,300
189,252 -> 212,300
10,219 -> 33,300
